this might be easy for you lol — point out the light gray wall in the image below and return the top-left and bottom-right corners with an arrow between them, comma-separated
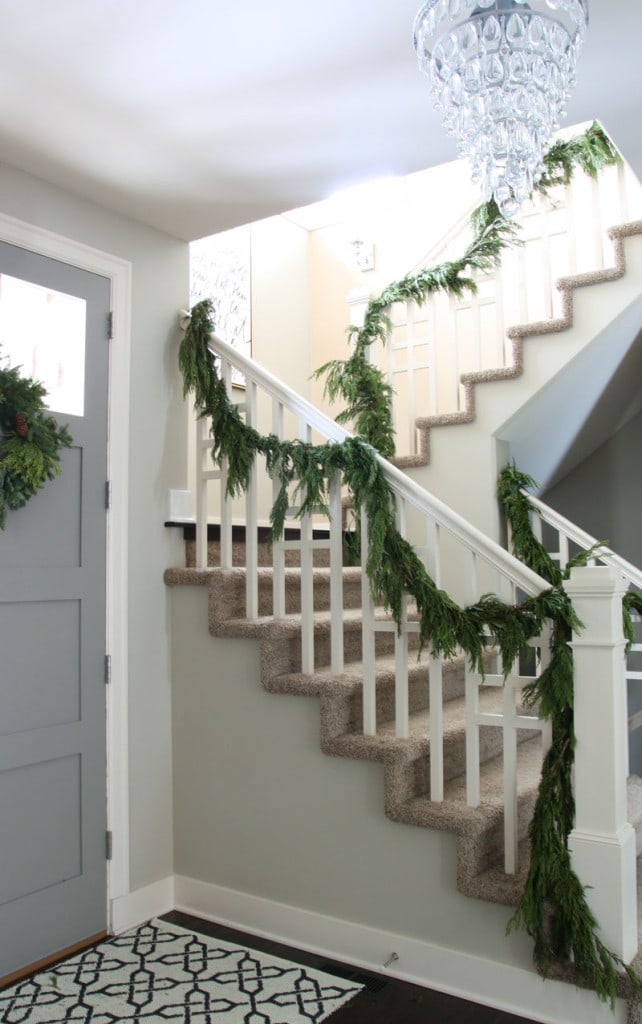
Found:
0,161 -> 190,890
170,584 -> 537,974
542,410 -> 642,572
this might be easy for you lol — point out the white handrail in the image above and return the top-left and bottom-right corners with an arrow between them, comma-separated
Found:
208,332 -> 549,600
524,490 -> 642,590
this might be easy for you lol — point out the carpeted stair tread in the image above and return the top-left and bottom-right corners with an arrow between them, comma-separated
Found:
165,564 -> 366,616
326,687 -> 538,765
395,733 -> 543,814
460,838 -> 532,905
272,652 -> 467,717
211,605 -> 382,638
386,738 -> 543,899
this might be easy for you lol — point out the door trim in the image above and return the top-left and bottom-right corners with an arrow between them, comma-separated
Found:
0,212 -> 132,912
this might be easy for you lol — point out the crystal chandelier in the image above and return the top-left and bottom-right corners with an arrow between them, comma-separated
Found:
413,0 -> 589,216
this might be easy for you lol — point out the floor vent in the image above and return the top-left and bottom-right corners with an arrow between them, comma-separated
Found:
321,962 -> 388,993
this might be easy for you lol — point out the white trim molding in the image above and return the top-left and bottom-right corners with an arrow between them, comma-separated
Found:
0,212 -> 133,908
174,875 -> 625,1024
110,877 -> 175,935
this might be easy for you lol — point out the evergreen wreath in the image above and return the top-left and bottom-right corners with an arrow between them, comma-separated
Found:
0,357 -> 72,529
314,122 -> 620,457
179,301 -> 641,1008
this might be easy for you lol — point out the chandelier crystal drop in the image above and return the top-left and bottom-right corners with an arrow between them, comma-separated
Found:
413,0 -> 589,217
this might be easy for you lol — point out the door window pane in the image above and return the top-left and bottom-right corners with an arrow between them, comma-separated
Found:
0,273 -> 86,416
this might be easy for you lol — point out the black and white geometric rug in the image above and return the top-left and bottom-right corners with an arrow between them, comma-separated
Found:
0,918 -> 363,1023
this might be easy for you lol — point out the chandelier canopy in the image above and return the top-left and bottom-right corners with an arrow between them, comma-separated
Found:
414,0 -> 589,217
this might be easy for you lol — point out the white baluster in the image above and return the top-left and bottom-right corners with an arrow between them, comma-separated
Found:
219,361 -> 233,569
299,420 -> 314,675
565,180 -> 578,276
395,499 -> 410,739
195,413 -> 208,569
329,470 -> 344,675
220,457 -> 232,569
465,657 -> 481,807
245,380 -> 258,619
271,399 -> 286,619
300,504 -> 315,674
425,516 -> 444,800
429,653 -> 444,801
465,549 -> 481,807
591,175 -> 605,268
537,621 -> 553,756
558,533 -> 569,571
502,660 -> 519,875
541,202 -> 554,321
361,505 -> 377,736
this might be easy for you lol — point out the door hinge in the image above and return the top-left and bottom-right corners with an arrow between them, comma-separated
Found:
104,654 -> 111,685
106,311 -> 114,340
106,830 -> 113,861
105,480 -> 111,510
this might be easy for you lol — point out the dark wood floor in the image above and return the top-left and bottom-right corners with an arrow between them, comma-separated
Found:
163,910 -> 541,1024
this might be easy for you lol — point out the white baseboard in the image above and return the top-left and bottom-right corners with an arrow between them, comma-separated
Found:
174,875 -> 625,1024
110,876 -> 175,934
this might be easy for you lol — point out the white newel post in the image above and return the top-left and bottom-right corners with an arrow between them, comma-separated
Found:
563,565 -> 638,963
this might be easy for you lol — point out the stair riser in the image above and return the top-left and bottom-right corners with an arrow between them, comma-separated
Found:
351,657 -> 467,726
253,622 -> 424,681
459,790 -> 538,880
205,567 -> 367,618
187,539 -> 332,569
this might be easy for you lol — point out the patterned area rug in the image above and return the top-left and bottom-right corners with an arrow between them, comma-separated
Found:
0,918 -> 363,1023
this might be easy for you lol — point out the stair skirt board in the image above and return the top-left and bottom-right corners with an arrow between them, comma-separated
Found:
110,875 -> 175,935
108,875 -> 625,1024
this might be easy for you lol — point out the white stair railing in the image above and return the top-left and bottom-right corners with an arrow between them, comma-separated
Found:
360,160 -> 642,459
517,489 -> 642,755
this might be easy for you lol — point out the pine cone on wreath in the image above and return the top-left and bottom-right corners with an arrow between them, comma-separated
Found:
14,412 -> 28,438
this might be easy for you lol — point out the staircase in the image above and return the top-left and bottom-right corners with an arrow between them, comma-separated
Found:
167,184 -> 642,1017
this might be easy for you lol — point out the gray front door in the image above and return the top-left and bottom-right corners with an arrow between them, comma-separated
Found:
0,241 -> 110,978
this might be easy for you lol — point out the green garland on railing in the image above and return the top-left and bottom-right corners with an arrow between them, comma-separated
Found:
314,123 -> 620,458
180,301 -> 556,664
498,465 -> 642,1006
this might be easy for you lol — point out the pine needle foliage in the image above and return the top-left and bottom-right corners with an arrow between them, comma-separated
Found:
0,359 -> 72,529
314,123 -> 620,457
498,465 -> 642,1006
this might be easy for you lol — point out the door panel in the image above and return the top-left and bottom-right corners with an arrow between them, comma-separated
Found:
0,241 -> 110,977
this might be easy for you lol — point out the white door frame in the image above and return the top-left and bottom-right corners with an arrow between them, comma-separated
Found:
0,211 -> 132,913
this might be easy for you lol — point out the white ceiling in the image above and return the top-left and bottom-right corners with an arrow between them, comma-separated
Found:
1,0 -> 641,242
